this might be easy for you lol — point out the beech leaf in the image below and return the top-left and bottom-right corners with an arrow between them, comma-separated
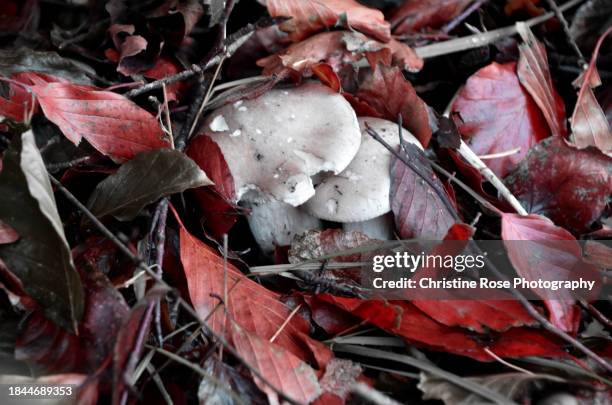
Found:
29,82 -> 171,163
265,0 -> 391,42
505,137 -> 612,234
0,130 -> 84,332
174,208 -> 317,362
87,149 -> 212,221
390,144 -> 458,240
452,62 -> 551,178
501,213 -> 590,333
231,324 -> 321,405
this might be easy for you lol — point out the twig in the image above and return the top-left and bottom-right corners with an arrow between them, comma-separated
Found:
350,382 -> 403,405
335,345 -> 513,404
45,156 -> 91,172
579,299 -> 612,329
270,304 -> 302,343
414,0 -> 584,59
457,141 -> 528,215
441,0 -> 490,33
124,21 -> 269,99
484,348 -> 535,375
148,346 -> 246,405
543,0 -> 587,66
146,364 -> 173,405
478,148 -> 522,160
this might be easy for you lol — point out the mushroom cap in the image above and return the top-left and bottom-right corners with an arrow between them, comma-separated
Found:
199,82 -> 361,206
305,117 -> 422,222
242,194 -> 322,254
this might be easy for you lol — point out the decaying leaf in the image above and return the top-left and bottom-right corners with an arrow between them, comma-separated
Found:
350,65 -> 432,147
569,0 -> 612,55
87,149 -> 212,221
0,220 -> 18,245
418,372 -> 565,405
570,27 -> 612,154
289,228 -> 374,263
501,213 -> 590,333
452,62 -> 551,178
390,0 -> 473,34
505,137 -> 612,234
390,144 -> 458,239
516,23 -> 567,138
0,48 -> 95,85
0,131 -> 84,332
265,0 -> 391,42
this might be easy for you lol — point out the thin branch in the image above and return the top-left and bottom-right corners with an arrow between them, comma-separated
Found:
457,141 -> 528,215
484,348 -> 535,375
441,0 -> 490,33
543,0 -> 587,66
414,0 -> 584,59
350,382 -> 403,405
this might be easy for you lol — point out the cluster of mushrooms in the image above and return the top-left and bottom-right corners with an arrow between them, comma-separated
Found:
191,82 -> 422,254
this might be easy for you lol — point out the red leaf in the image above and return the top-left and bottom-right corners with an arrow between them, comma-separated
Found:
0,80 -> 33,122
390,0 -> 473,34
174,207 -> 318,362
256,31 -> 422,77
452,62 -> 551,177
517,24 -> 567,137
505,137 -> 612,234
265,0 -> 391,42
570,27 -> 612,154
411,224 -> 538,333
231,324 -> 321,404
30,82 -> 170,163
142,57 -> 184,102
312,63 -> 342,92
390,146 -> 458,239
501,213 -> 589,333
352,65 -> 432,147
186,133 -> 242,238
318,295 -> 566,360
16,268 -> 129,375
0,220 -> 18,244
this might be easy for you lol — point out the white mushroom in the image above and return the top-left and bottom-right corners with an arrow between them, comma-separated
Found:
342,213 -> 395,240
194,82 -> 362,207
242,193 -> 322,254
305,117 -> 422,237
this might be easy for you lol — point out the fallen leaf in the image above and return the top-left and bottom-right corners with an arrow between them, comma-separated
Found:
318,295 -> 566,360
0,220 -> 18,244
517,23 -> 567,137
569,0 -> 612,55
0,48 -> 95,85
174,207 -> 317,362
452,62 -> 551,178
289,229 -> 374,264
390,0 -> 473,34
411,224 -> 538,333
0,131 -> 84,332
501,213 -> 587,333
107,24 -> 150,76
351,65 -> 432,147
265,0 -> 391,42
87,149 -> 212,221
231,324 -> 321,405
198,355 -> 267,404
583,240 -> 612,269
570,27 -> 612,154
30,82 -> 171,163
16,267 -> 128,375
142,57 -> 184,102
257,31 -> 422,76
418,372 -> 565,405
505,137 -> 612,234
316,359 -> 362,404
390,144 -> 458,239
